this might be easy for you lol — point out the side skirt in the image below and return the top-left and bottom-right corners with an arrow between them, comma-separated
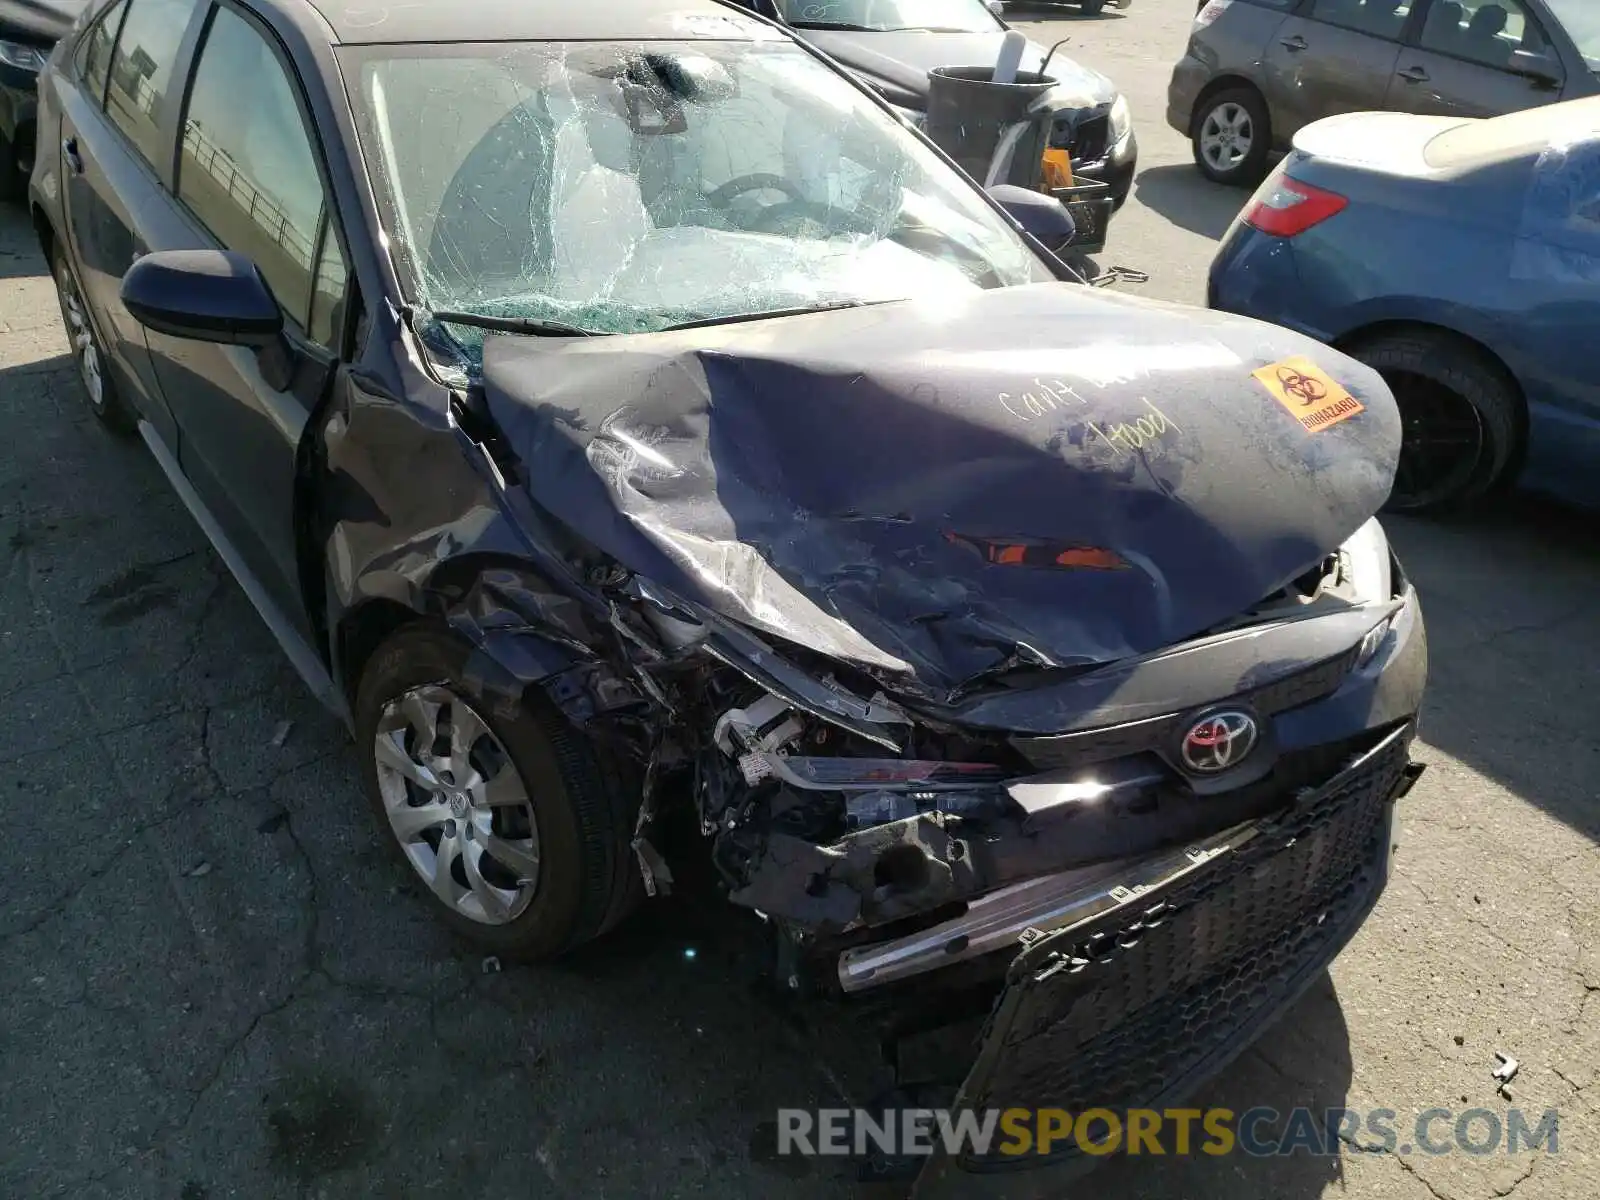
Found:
138,420 -> 350,725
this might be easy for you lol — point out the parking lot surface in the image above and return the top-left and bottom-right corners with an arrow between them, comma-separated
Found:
4,3 -> 1598,1198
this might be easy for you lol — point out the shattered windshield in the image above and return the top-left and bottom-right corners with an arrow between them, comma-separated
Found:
343,40 -> 1050,359
775,0 -> 1001,33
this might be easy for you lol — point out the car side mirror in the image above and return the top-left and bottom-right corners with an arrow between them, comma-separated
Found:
986,184 -> 1077,248
120,249 -> 283,347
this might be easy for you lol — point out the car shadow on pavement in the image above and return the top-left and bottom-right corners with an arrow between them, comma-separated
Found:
1096,976 -> 1356,1198
1133,164 -> 1249,242
1387,495 -> 1600,845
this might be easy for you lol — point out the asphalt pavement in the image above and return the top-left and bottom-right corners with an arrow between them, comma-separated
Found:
3,3 -> 1598,1198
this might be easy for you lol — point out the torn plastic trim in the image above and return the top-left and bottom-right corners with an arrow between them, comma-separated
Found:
627,575 -> 911,751
837,817 -> 1258,993
740,753 -> 1011,793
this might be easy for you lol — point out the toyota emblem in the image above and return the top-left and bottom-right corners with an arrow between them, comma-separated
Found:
1180,710 -> 1259,774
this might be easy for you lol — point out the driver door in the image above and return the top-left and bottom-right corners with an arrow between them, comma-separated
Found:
138,1 -> 351,641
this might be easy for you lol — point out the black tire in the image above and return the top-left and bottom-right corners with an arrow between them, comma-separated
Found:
1080,0 -> 1107,13
1348,330 -> 1522,515
1191,86 -> 1272,187
355,623 -> 642,959
51,241 -> 138,434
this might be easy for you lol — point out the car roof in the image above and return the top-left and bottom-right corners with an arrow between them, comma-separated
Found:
301,0 -> 778,46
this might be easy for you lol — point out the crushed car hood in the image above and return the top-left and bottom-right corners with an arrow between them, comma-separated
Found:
0,0 -> 83,42
801,29 -> 1112,109
481,282 -> 1401,698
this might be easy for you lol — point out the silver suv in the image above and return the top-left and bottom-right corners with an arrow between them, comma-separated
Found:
1169,0 -> 1600,185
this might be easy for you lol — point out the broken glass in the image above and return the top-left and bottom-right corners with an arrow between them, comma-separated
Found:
340,39 -> 1053,364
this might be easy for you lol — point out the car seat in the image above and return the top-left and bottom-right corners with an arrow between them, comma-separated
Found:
543,83 -> 654,303
425,103 -> 558,309
1464,5 -> 1511,65
1424,1 -> 1465,51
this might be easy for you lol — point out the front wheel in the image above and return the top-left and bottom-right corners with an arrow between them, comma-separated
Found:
52,242 -> 137,434
1191,87 -> 1271,187
355,624 -> 642,959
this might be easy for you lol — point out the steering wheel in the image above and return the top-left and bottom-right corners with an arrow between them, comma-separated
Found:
706,173 -> 809,210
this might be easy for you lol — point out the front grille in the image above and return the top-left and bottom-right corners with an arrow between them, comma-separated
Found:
1012,646 -> 1359,772
952,725 -> 1411,1170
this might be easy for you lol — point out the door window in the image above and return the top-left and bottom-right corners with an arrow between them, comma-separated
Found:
1419,0 -> 1542,68
1308,0 -> 1414,40
103,0 -> 197,168
76,0 -> 128,104
307,223 -> 349,348
177,5 -> 347,348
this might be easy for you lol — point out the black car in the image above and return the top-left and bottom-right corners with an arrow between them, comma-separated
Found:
730,0 -> 1138,209
29,0 -> 1426,1190
0,0 -> 83,198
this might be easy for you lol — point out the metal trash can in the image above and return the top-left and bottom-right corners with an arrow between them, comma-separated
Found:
925,67 -> 1057,190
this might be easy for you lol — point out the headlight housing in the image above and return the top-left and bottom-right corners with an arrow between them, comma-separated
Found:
1340,518 -> 1396,667
1340,517 -> 1393,606
1108,93 -> 1132,145
0,40 -> 48,74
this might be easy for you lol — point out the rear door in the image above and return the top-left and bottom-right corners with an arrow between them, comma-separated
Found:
137,0 -> 351,640
56,0 -> 204,450
1388,0 -> 1565,117
1262,0 -> 1414,140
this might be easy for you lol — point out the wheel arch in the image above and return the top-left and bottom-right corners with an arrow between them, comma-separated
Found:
1333,318 -> 1531,445
333,596 -> 419,713
329,565 -> 642,744
1187,75 -> 1269,138
30,201 -> 55,263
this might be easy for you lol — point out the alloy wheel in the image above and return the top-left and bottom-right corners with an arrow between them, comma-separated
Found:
1387,370 -> 1488,511
1199,102 -> 1254,174
55,262 -> 105,414
373,684 -> 541,926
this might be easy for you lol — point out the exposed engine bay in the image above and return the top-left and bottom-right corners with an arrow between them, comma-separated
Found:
448,282 -> 1427,1006
591,524 -> 1416,1000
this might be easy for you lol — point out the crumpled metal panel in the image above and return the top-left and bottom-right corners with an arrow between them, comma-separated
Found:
480,281 -> 1401,701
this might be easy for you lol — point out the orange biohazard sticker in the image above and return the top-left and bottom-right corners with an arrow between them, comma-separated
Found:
1252,356 -> 1366,434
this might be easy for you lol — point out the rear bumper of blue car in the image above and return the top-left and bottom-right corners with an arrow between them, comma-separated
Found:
1206,222 -> 1324,336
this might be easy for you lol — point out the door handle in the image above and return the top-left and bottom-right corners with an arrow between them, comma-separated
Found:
1398,66 -> 1430,83
1280,34 -> 1308,51
62,136 -> 84,175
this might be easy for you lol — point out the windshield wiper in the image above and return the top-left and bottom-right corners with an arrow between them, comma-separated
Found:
430,310 -> 601,337
786,19 -> 876,30
661,299 -> 892,332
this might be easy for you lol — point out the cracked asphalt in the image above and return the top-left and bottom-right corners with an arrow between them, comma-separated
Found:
3,6 -> 1598,1196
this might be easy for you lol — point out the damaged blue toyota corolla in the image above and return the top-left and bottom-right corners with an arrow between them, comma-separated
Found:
31,0 -> 1425,1191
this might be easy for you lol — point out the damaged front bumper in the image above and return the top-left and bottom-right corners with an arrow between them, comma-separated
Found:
702,567 -> 1424,989
909,720 -> 1424,1196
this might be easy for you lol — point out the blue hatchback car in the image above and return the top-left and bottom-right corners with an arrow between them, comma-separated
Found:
1209,96 -> 1600,512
